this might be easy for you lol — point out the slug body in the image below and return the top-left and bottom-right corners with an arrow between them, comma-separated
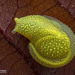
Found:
13,15 -> 75,68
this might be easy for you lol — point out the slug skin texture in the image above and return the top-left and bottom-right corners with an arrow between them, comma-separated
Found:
13,15 -> 75,68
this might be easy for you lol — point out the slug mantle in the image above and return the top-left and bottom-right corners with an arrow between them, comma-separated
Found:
12,15 -> 75,68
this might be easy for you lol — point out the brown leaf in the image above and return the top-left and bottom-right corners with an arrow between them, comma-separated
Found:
0,0 -> 75,75
56,0 -> 75,18
0,38 -> 35,75
0,0 -> 17,32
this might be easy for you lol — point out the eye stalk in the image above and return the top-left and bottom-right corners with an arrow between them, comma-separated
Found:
12,29 -> 16,34
14,17 -> 19,22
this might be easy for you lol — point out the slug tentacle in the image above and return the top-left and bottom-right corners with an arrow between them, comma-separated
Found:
13,15 -> 75,68
12,29 -> 16,34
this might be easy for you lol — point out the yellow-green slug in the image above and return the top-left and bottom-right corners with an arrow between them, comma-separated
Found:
12,15 -> 75,68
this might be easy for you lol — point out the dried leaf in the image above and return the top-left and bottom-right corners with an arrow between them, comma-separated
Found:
56,0 -> 75,18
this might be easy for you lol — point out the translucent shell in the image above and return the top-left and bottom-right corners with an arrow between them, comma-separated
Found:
13,15 -> 75,68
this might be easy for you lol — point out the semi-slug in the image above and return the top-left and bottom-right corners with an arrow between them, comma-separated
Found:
12,15 -> 75,68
